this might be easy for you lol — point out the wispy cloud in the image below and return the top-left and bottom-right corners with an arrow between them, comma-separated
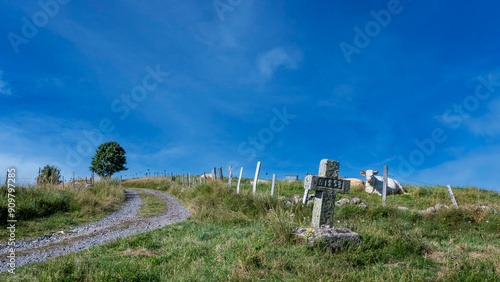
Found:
0,72 -> 12,95
0,113 -> 105,178
414,145 -> 500,190
463,97 -> 500,136
0,152 -> 45,184
129,147 -> 186,162
318,84 -> 355,108
257,47 -> 301,78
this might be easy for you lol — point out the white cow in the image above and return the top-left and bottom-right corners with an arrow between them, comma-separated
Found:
360,170 -> 406,195
343,178 -> 365,188
200,173 -> 214,182
250,179 -> 270,185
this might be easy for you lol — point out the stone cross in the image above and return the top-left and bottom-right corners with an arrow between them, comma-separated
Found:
303,159 -> 350,228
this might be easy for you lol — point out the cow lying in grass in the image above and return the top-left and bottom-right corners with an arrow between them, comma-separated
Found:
361,170 -> 406,195
343,178 -> 365,188
250,179 -> 270,185
200,173 -> 214,181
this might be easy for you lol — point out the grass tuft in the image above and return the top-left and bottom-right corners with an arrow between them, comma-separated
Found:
136,192 -> 167,218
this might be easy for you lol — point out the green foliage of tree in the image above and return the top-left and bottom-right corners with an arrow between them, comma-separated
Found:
90,142 -> 128,178
40,165 -> 61,184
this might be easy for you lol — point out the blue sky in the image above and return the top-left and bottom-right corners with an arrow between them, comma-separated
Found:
1,0 -> 500,191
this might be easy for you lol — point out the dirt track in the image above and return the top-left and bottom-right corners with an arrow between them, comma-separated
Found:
0,189 -> 189,273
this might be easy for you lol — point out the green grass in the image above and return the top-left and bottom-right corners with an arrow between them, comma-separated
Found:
136,192 -> 167,218
3,179 -> 500,281
0,179 -> 125,243
121,177 -> 171,190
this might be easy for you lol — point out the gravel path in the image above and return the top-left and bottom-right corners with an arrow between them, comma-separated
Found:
0,189 -> 189,273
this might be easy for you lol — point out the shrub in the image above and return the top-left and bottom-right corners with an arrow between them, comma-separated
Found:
40,165 -> 62,185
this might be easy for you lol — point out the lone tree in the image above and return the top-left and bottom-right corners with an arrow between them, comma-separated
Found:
40,165 -> 61,185
90,142 -> 128,178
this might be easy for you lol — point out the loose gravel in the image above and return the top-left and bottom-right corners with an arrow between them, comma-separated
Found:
0,189 -> 189,273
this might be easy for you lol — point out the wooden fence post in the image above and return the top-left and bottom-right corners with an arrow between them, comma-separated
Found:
382,165 -> 388,207
446,185 -> 459,207
271,174 -> 276,196
5,171 -> 8,187
219,167 -> 223,181
37,167 -> 41,187
228,166 -> 232,187
62,176 -> 64,189
72,172 -> 75,189
212,167 -> 216,182
253,161 -> 261,194
237,167 -> 243,194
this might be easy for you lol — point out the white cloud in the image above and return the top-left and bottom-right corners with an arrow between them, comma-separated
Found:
0,113 -> 108,182
257,47 -> 301,78
152,147 -> 185,159
318,84 -> 355,108
0,152 -> 77,186
413,146 -> 500,191
462,97 -> 500,136
128,146 -> 186,163
0,72 -> 12,95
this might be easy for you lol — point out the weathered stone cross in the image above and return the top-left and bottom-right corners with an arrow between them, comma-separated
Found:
302,159 -> 350,228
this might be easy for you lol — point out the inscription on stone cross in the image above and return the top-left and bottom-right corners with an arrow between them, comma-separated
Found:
303,159 -> 351,228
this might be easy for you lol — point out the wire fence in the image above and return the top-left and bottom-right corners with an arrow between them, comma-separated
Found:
0,169 -> 303,190
0,171 -> 430,189
0,176 -> 95,189
2,166 -> 470,190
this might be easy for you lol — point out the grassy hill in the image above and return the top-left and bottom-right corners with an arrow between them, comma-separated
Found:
0,179 -> 125,243
3,178 -> 500,281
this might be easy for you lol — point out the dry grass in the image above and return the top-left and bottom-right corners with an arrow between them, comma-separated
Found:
425,242 -> 500,279
121,248 -> 158,258
121,177 -> 172,190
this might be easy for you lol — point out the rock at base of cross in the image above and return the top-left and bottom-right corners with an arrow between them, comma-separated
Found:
294,226 -> 362,250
